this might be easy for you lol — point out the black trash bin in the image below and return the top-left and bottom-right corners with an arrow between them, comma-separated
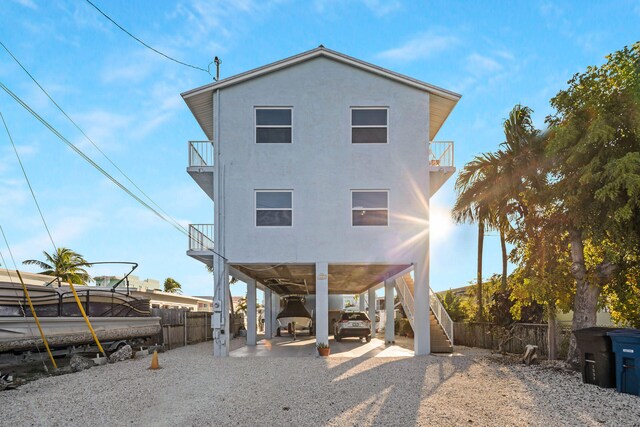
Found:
573,327 -> 619,388
607,329 -> 640,396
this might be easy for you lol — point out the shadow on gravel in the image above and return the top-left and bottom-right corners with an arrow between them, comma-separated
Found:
319,353 -> 473,425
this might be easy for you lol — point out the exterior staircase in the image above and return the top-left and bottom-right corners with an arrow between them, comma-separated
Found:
395,273 -> 454,353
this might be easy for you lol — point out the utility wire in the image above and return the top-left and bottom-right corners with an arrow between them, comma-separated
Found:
0,224 -> 48,373
84,0 -> 215,78
0,39 -> 189,237
0,82 -> 227,261
0,111 -> 57,252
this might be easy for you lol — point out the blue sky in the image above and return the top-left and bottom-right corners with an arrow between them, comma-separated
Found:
1,0 -> 639,298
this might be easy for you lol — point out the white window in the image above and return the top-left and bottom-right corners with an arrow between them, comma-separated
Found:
351,108 -> 388,144
256,191 -> 292,226
255,108 -> 292,143
351,190 -> 388,226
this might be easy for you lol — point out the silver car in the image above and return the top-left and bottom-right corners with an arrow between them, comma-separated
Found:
334,311 -> 371,342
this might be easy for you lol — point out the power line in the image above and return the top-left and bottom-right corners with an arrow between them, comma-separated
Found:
0,111 -> 57,252
0,224 -> 49,374
84,0 -> 215,78
0,39 -> 190,238
0,82 -> 227,261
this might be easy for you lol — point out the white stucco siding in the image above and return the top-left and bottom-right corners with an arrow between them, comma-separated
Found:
218,56 -> 430,264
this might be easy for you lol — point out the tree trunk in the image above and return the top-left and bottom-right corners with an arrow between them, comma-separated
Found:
500,228 -> 508,291
547,303 -> 558,360
477,220 -> 484,321
567,227 -> 600,366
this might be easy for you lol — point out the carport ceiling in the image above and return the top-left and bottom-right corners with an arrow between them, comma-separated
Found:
231,263 -> 411,295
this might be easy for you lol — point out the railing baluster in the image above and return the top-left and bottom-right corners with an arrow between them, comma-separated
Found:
188,141 -> 214,167
188,224 -> 215,251
429,141 -> 454,168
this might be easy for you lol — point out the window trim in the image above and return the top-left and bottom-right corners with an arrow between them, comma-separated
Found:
350,107 -> 389,144
351,189 -> 389,227
254,106 -> 293,144
255,190 -> 293,227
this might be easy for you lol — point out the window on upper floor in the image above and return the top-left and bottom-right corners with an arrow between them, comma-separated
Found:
255,108 -> 292,143
352,190 -> 388,226
351,108 -> 388,144
256,190 -> 293,226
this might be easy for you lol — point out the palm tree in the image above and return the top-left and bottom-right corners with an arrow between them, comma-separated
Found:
23,247 -> 92,285
452,152 -> 502,320
163,277 -> 182,294
497,105 -> 547,289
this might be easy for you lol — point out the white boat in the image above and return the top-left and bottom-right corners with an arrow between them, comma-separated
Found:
276,296 -> 313,336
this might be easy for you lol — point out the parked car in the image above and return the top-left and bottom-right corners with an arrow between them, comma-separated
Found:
334,311 -> 371,342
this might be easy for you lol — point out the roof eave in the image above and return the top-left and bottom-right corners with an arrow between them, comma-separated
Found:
181,47 -> 461,101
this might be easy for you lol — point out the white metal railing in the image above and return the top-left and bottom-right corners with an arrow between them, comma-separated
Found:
395,275 -> 415,325
188,224 -> 214,251
429,287 -> 454,344
188,141 -> 214,167
395,275 -> 454,345
429,141 -> 454,168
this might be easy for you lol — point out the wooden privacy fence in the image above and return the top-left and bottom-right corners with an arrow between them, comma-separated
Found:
453,322 -> 573,358
150,308 -> 212,350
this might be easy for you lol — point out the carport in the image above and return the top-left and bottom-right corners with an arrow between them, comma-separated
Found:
230,335 -> 414,357
228,262 -> 416,356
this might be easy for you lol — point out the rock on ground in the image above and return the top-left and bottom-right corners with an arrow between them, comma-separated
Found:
0,342 -> 638,426
69,355 -> 93,373
108,345 -> 132,363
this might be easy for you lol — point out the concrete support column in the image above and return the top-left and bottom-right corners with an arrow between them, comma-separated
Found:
315,262 -> 329,347
385,279 -> 395,344
414,259 -> 431,355
212,261 -> 229,357
271,292 -> 280,335
247,279 -> 257,346
264,288 -> 272,339
358,292 -> 365,311
368,287 -> 376,337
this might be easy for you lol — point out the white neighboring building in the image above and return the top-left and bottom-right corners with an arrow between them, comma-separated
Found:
181,47 -> 460,356
94,275 -> 213,312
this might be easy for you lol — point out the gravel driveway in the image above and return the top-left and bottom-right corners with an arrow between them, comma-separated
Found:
1,341 -> 638,426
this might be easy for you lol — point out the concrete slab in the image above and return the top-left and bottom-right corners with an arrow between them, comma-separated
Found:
230,335 -> 414,358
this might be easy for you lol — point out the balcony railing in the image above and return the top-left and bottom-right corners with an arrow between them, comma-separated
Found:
429,141 -> 454,168
188,141 -> 214,167
188,224 -> 214,251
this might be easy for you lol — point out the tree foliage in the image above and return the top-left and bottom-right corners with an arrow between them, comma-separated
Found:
163,277 -> 182,294
453,43 -> 640,360
23,248 -> 92,285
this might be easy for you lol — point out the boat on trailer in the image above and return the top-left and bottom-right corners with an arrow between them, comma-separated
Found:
0,262 -> 160,358
276,296 -> 313,339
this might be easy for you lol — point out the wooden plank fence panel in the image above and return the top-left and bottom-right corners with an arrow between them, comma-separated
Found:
453,322 -> 572,358
150,308 -> 213,350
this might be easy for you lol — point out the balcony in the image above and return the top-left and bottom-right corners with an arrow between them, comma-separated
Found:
429,141 -> 455,196
187,224 -> 214,267
187,141 -> 214,200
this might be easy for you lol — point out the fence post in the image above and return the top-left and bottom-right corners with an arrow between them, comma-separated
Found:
184,310 -> 188,346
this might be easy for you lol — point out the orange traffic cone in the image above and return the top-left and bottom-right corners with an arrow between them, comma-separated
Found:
149,350 -> 160,370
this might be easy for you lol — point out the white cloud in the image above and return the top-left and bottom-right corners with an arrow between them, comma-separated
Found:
377,32 -> 459,62
71,109 -> 132,153
101,60 -> 154,84
314,0 -> 400,16
10,0 -> 37,9
0,179 -> 29,211
467,53 -> 502,75
361,0 -> 401,16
